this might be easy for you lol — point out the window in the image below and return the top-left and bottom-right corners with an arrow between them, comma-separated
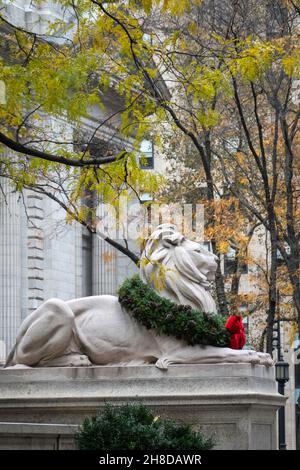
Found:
140,193 -> 153,203
224,247 -> 248,275
200,241 -> 212,252
82,231 -> 93,297
140,140 -> 154,169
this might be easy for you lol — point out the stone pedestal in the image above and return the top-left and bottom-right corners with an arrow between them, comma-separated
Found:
0,364 -> 285,450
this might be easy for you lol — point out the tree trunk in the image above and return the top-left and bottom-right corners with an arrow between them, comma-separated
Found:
205,174 -> 229,316
266,219 -> 278,356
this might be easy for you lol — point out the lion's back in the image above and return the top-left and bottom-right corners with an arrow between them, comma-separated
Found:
68,294 -> 159,364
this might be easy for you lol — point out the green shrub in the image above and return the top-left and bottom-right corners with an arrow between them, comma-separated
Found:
118,275 -> 229,348
75,403 -> 214,451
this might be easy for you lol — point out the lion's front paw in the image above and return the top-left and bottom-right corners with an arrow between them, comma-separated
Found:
247,350 -> 261,365
155,357 -> 170,370
257,352 -> 274,367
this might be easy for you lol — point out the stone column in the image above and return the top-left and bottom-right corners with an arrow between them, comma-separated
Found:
0,178 -> 22,360
74,223 -> 83,298
26,191 -> 45,315
92,235 -> 117,295
92,203 -> 117,295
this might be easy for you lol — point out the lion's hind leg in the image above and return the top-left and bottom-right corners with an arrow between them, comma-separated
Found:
6,298 -> 75,367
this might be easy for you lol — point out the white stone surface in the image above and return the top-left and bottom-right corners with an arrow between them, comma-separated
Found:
0,364 -> 285,449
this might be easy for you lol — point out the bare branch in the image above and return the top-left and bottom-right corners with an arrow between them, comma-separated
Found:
0,130 -> 125,166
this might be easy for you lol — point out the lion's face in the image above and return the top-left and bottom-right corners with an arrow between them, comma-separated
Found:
140,224 -> 218,313
141,224 -> 218,285
180,238 -> 218,282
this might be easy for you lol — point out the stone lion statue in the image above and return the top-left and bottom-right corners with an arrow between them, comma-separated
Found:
5,224 -> 272,369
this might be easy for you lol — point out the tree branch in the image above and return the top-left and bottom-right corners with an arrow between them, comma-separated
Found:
0,130 -> 124,166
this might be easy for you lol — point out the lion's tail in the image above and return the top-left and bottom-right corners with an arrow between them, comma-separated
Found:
4,345 -> 16,368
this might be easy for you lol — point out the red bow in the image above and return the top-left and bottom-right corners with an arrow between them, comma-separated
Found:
225,315 -> 246,350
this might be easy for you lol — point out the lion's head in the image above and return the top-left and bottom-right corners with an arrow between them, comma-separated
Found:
140,224 -> 218,315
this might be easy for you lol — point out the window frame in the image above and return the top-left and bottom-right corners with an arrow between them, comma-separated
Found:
140,140 -> 154,170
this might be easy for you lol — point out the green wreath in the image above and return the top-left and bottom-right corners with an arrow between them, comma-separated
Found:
118,275 -> 230,348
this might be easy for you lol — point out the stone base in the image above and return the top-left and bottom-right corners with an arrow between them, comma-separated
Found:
0,363 -> 284,450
